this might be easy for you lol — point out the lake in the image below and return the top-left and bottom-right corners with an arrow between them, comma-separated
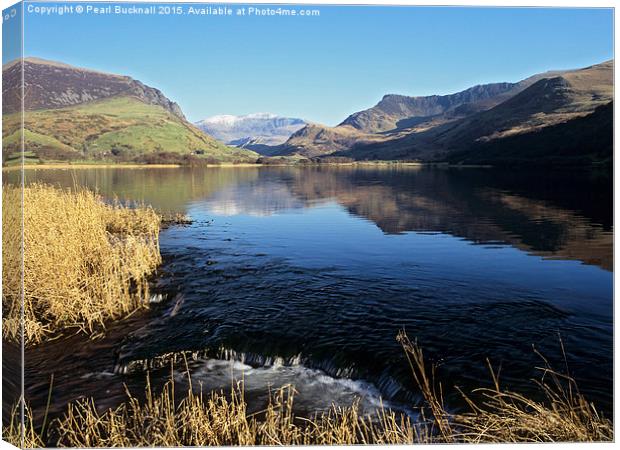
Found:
4,165 -> 613,421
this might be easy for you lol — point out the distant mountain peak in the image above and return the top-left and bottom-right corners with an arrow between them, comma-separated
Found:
195,113 -> 306,148
245,112 -> 279,119
199,113 -> 282,127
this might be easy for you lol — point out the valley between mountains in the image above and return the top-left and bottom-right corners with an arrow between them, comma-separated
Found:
2,57 -> 613,167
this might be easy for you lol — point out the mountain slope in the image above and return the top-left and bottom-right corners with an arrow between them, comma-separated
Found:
195,113 -> 306,148
274,124 -> 376,158
2,57 -> 186,118
2,58 -> 257,164
345,60 -> 613,161
3,97 -> 255,163
447,101 -> 613,167
339,82 -> 520,133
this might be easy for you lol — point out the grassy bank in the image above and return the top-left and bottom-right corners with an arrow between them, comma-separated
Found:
2,184 -> 162,345
1,163 -> 182,170
3,333 -> 612,446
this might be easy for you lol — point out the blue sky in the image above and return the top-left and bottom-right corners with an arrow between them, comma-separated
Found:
7,3 -> 615,125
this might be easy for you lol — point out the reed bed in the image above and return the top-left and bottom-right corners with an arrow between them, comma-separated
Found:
3,334 -> 612,447
51,380 -> 418,447
2,183 -> 161,345
2,183 -> 23,342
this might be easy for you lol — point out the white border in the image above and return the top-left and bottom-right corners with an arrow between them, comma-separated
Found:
0,2 -> 616,450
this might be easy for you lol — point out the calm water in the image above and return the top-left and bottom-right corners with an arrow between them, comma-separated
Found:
4,166 -> 614,424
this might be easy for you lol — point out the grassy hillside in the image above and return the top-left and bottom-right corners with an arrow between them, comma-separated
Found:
2,96 -> 257,164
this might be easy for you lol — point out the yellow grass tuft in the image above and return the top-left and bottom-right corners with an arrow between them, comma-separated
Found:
52,376 -> 418,447
2,183 -> 161,345
4,334 -> 612,446
2,182 -> 23,341
397,331 -> 613,443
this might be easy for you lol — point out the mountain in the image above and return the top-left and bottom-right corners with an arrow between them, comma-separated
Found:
274,124 -> 373,158
339,68 -> 574,136
195,113 -> 306,150
345,60 -> 613,161
226,136 -> 284,156
277,76 -> 551,158
2,58 -> 257,164
447,101 -> 613,167
279,60 -> 613,166
339,82 -> 520,133
2,57 -> 185,118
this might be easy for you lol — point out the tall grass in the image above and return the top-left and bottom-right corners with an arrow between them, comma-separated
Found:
397,331 -> 613,443
2,183 -> 161,345
1,183 -> 23,341
3,334 -> 612,447
3,380 -> 418,447
51,378 -> 417,447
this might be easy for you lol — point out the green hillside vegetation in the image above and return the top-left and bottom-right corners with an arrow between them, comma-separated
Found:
2,129 -> 75,162
2,96 -> 257,165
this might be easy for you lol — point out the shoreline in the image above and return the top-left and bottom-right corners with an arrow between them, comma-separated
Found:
2,161 -> 493,171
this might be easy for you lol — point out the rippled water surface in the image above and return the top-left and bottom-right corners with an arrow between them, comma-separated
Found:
5,166 -> 613,423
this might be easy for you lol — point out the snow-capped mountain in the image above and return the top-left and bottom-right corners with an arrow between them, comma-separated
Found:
195,113 -> 306,147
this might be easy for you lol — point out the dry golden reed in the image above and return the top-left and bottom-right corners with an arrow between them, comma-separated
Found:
2,183 -> 161,345
5,381 -> 415,448
3,402 -> 44,449
1,183 -> 23,341
53,376 -> 417,447
3,334 -> 612,447
397,331 -> 613,443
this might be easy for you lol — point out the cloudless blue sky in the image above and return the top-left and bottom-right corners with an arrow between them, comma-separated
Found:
7,3 -> 614,125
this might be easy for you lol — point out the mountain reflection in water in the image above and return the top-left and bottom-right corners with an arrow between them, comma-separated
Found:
27,166 -> 608,270
190,167 -> 612,270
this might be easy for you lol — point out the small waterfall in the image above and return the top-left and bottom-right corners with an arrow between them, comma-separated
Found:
114,344 -> 419,406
